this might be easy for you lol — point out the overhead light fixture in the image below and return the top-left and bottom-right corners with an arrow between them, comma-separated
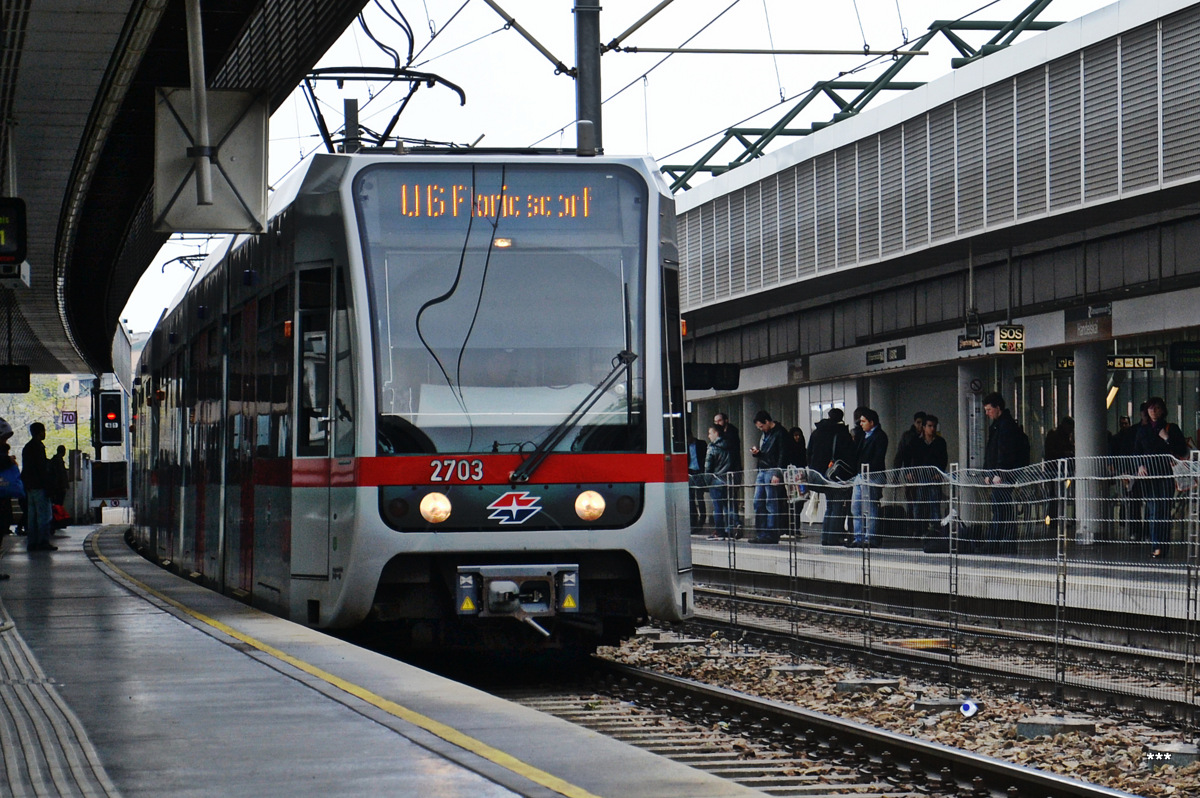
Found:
963,308 -> 982,341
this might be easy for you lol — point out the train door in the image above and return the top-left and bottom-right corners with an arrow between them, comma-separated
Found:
293,265 -> 333,578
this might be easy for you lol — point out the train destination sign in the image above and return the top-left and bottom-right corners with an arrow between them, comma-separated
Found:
397,183 -> 595,220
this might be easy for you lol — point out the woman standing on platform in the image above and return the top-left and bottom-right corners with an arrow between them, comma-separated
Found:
1135,397 -> 1189,559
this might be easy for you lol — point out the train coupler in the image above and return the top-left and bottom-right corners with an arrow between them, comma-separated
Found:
456,564 -> 580,633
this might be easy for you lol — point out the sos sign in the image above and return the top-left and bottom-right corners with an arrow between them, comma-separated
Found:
996,325 -> 1025,354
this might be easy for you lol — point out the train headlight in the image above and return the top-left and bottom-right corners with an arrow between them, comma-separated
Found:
420,492 -> 452,523
574,490 -> 605,521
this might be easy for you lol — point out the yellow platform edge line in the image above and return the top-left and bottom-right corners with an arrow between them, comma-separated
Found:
87,533 -> 601,798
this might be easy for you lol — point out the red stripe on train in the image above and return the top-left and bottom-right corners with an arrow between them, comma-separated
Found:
288,454 -> 687,488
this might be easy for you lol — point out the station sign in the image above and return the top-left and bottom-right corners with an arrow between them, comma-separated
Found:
61,411 -> 77,425
1169,341 -> 1200,371
996,325 -> 1025,354
1065,304 -> 1112,343
1055,355 -> 1158,370
866,345 -> 909,366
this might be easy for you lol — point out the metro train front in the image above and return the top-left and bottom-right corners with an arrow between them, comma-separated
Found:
134,151 -> 693,652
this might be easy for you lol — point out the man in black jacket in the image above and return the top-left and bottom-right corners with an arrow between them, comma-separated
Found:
21,422 -> 56,552
749,410 -> 789,543
808,408 -> 854,545
703,425 -> 734,539
714,412 -> 742,530
982,392 -> 1027,553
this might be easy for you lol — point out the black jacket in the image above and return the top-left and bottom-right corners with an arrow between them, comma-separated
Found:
720,423 -> 742,472
808,418 -> 854,476
752,423 -> 789,470
704,435 -> 732,477
1134,420 -> 1189,477
912,435 -> 948,471
894,427 -> 921,469
21,439 -> 47,490
853,428 -> 889,475
984,410 -> 1026,471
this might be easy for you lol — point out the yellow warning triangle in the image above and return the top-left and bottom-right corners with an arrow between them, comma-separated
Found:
460,596 -> 476,612
562,594 -> 577,609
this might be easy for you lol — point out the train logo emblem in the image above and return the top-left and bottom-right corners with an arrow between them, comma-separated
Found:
487,492 -> 543,525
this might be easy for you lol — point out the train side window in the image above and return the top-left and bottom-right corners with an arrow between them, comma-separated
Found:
297,267 -> 332,457
332,266 -> 355,457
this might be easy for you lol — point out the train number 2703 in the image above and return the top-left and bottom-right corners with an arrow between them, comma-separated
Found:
430,458 -> 484,482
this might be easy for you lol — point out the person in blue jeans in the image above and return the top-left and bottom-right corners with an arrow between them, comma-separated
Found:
749,410 -> 789,543
849,408 -> 888,547
703,425 -> 733,539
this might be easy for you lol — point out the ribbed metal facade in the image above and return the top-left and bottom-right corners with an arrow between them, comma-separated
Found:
680,4 -> 1200,313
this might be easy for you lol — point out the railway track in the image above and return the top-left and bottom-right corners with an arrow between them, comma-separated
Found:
692,585 -> 1197,726
496,656 -> 1137,797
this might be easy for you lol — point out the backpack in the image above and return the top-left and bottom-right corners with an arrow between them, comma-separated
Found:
1015,425 -> 1031,468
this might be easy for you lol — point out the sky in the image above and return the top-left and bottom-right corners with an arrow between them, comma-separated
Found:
121,0 -> 1117,334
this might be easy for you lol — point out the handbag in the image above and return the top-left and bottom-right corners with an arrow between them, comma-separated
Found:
825,460 -> 850,480
801,491 -> 824,523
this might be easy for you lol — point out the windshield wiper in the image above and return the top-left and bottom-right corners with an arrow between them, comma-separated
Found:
510,350 -> 637,484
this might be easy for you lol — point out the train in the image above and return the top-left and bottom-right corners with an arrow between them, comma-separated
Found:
131,149 -> 693,651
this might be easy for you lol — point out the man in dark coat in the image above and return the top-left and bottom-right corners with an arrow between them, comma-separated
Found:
749,410 -> 789,543
808,408 -> 854,545
703,425 -> 734,539
982,392 -> 1027,553
911,415 -> 949,534
713,411 -> 742,529
21,422 -> 56,552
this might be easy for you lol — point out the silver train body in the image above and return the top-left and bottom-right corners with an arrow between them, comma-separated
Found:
131,151 -> 693,650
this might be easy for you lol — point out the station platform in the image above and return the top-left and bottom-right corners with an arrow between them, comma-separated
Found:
0,525 -> 758,798
691,531 -> 1192,620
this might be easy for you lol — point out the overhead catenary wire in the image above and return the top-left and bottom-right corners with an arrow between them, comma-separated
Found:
762,0 -> 784,102
530,0 -> 744,147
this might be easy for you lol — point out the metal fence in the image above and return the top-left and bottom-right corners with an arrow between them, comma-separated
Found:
688,451 -> 1200,725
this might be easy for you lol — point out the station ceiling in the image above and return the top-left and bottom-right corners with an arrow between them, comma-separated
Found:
0,0 -> 366,376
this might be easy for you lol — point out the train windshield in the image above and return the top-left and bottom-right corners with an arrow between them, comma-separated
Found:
355,162 -> 648,456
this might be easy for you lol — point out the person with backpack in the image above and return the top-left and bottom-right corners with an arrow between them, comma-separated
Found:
982,392 -> 1030,554
808,408 -> 854,545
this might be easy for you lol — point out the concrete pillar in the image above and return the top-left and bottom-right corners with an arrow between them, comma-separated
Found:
958,362 -> 989,529
958,362 -> 987,469
741,393 -> 757,522
1074,342 -> 1108,545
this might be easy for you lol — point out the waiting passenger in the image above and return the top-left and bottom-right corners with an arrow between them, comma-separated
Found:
749,410 -> 789,543
1134,397 -> 1189,559
808,408 -> 854,546
703,425 -> 734,540
911,415 -> 948,536
848,408 -> 888,548
982,392 -> 1028,554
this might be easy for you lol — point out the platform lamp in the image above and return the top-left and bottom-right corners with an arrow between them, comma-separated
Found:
963,308 -> 982,342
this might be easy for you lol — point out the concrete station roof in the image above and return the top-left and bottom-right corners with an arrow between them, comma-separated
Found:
1,0 -> 365,376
